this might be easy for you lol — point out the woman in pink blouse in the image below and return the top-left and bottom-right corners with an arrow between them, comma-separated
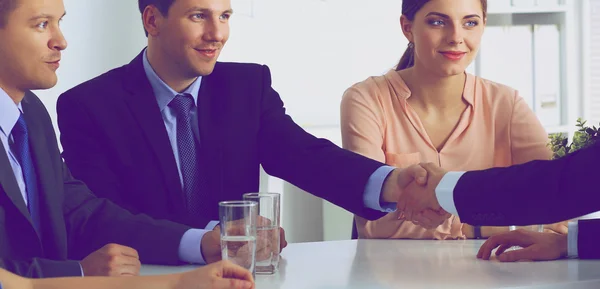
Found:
341,0 -> 563,240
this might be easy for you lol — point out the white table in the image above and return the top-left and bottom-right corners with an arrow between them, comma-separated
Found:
141,240 -> 600,288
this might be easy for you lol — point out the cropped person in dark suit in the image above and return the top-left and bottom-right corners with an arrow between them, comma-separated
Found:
57,0 -> 426,265
392,141 -> 600,260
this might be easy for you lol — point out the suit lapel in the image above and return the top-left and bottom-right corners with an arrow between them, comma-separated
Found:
21,92 -> 65,244
0,140 -> 32,223
121,52 -> 186,212
197,71 -> 225,201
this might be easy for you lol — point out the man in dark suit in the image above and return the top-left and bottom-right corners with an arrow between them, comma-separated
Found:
0,0 -> 204,278
393,141 -> 600,260
0,0 -> 272,282
57,0 -> 424,265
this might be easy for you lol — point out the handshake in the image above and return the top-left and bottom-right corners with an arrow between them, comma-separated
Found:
384,162 -> 451,230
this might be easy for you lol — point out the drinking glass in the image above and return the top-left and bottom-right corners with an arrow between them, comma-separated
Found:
243,192 -> 280,274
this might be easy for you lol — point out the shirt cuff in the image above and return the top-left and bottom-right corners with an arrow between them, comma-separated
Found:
179,229 -> 211,265
434,171 -> 465,217
79,263 -> 84,276
364,165 -> 397,213
568,221 -> 579,258
205,220 -> 219,230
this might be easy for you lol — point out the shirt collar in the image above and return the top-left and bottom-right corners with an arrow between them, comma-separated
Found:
387,70 -> 474,106
0,88 -> 23,137
142,49 -> 202,112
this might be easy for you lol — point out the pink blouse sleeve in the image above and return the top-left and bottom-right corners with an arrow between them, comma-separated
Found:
340,86 -> 386,163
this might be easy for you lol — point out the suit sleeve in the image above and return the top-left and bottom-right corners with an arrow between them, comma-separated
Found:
0,258 -> 81,278
454,142 -> 600,226
60,163 -> 190,265
256,65 -> 385,220
578,219 -> 600,259
56,92 -> 138,214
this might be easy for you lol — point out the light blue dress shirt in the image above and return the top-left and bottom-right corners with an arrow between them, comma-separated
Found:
142,50 -> 202,188
364,166 -> 398,213
142,50 -> 218,265
435,172 -> 578,258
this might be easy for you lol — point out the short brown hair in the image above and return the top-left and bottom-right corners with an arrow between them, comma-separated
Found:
138,0 -> 176,36
0,0 -> 18,28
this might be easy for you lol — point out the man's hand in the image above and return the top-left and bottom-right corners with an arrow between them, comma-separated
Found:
477,229 -> 568,262
175,260 -> 255,289
279,227 -> 288,251
397,163 -> 449,225
201,220 -> 288,265
201,227 -> 223,264
381,165 -> 429,203
80,243 -> 141,276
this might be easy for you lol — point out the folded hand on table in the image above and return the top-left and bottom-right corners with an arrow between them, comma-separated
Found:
80,243 -> 141,276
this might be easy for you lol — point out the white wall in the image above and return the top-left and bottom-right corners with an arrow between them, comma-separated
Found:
223,0 -> 407,127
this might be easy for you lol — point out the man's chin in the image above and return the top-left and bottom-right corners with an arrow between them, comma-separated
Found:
30,77 -> 58,91
195,65 -> 217,77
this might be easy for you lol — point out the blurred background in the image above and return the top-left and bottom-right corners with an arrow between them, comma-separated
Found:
37,0 -> 599,243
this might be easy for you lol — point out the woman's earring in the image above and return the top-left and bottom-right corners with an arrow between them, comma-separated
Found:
408,42 -> 415,49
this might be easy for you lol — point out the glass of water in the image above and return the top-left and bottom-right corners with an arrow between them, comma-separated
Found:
243,192 -> 280,274
219,200 -> 258,278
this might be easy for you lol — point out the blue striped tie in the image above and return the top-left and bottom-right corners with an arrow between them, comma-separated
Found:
11,113 -> 42,237
169,94 -> 202,217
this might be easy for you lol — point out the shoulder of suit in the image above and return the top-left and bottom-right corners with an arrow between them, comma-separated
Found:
60,61 -> 268,101
23,91 -> 49,114
59,63 -> 129,102
23,91 -> 54,129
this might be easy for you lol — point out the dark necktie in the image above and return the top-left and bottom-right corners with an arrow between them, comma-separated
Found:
169,94 -> 202,217
11,113 -> 42,237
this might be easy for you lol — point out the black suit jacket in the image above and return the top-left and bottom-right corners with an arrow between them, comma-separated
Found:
453,142 -> 600,258
57,50 -> 385,228
0,92 -> 190,278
